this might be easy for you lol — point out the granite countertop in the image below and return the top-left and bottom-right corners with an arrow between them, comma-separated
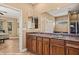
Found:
28,33 -> 79,42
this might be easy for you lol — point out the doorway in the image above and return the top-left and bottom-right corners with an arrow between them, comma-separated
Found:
0,4 -> 23,54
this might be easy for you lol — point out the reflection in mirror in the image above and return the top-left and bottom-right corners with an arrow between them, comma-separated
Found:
69,11 -> 79,34
54,16 -> 68,34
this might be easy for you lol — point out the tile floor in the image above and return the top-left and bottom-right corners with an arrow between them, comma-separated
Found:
0,39 -> 33,55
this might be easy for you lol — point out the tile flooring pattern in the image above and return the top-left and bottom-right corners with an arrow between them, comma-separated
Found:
0,39 -> 33,55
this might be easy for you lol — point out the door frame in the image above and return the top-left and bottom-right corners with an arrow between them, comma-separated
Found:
0,3 -> 23,52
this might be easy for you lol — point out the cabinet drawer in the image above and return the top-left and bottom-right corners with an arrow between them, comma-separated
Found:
66,41 -> 79,45
52,39 -> 64,46
66,41 -> 79,49
43,38 -> 49,55
66,46 -> 79,55
32,38 -> 37,53
37,37 -> 43,55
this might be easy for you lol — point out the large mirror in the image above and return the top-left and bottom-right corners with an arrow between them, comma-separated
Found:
46,4 -> 79,35
69,11 -> 79,34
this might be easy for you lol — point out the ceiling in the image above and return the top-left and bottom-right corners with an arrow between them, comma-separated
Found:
47,4 -> 79,16
0,5 -> 20,18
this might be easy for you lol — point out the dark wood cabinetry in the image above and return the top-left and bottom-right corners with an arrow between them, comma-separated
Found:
43,38 -> 49,55
50,39 -> 65,55
31,36 -> 37,53
37,37 -> 43,54
66,47 -> 79,55
26,34 -> 79,55
26,35 -> 32,51
66,41 -> 79,55
50,39 -> 53,55
52,46 -> 65,55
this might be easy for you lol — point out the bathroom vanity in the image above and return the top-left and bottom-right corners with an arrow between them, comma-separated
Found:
26,32 -> 79,55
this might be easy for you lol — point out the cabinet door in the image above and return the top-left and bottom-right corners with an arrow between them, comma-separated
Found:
37,37 -> 43,55
27,35 -> 32,51
29,37 -> 32,51
50,45 -> 53,55
32,37 -> 37,53
26,35 -> 31,51
50,39 -> 53,55
66,47 -> 79,55
66,41 -> 79,55
43,38 -> 49,55
50,39 -> 65,55
52,46 -> 65,55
